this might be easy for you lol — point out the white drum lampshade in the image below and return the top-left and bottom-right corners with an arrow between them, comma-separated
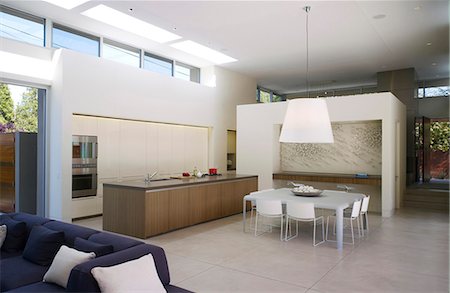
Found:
279,98 -> 334,143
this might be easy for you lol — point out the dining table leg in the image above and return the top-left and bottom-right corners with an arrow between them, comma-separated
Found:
336,207 -> 344,251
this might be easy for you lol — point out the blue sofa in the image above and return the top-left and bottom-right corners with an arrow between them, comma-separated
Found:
0,213 -> 191,292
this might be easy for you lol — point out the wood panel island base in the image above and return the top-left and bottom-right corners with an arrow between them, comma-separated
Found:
103,175 -> 258,239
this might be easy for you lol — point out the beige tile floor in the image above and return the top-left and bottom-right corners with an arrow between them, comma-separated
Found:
75,207 -> 449,293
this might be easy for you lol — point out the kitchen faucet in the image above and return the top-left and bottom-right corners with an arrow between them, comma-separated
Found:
145,171 -> 158,183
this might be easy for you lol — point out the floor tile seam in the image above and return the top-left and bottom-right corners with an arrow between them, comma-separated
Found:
172,265 -> 218,286
213,263 -> 311,291
306,240 -> 363,290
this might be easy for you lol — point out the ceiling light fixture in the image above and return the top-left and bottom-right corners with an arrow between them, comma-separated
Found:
426,42 -> 432,46
42,0 -> 90,10
170,40 -> 237,64
279,6 -> 334,144
82,4 -> 181,43
431,62 -> 437,66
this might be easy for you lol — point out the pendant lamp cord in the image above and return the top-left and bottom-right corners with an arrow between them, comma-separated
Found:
304,6 -> 310,98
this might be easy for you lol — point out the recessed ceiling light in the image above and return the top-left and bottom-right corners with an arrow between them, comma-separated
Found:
42,0 -> 90,10
373,14 -> 386,20
82,4 -> 181,43
426,42 -> 432,46
414,6 -> 422,11
431,62 -> 437,66
171,40 -> 237,64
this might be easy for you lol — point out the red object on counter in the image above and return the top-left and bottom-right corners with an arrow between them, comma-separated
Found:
182,172 -> 190,177
209,168 -> 217,175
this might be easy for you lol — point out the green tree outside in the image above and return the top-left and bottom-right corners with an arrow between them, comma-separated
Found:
430,121 -> 450,152
15,88 -> 38,133
0,83 -> 15,124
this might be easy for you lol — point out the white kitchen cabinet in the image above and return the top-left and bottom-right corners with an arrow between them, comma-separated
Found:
72,115 -> 98,136
171,125 -> 185,174
119,120 -> 146,177
184,127 -> 208,173
97,118 -> 120,179
157,124 -> 172,175
146,123 -> 158,174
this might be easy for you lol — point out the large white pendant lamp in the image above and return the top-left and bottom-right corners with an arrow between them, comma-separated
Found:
279,6 -> 334,144
279,98 -> 334,143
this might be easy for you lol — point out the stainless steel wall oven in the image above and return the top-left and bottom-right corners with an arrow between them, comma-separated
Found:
72,135 -> 97,198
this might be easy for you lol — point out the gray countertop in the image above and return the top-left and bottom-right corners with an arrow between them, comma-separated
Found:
103,174 -> 258,191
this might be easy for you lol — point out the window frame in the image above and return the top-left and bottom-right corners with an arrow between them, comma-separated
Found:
257,87 -> 285,103
52,23 -> 100,56
102,38 -> 141,68
174,61 -> 200,83
143,51 -> 174,77
0,4 -> 46,47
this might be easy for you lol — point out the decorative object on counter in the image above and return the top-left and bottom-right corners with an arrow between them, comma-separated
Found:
192,167 -> 198,177
182,172 -> 190,177
355,173 -> 369,178
196,171 -> 203,178
291,185 -> 323,197
337,185 -> 354,192
288,181 -> 304,187
209,168 -> 217,175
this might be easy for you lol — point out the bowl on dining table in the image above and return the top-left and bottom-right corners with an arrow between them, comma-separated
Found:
291,186 -> 323,197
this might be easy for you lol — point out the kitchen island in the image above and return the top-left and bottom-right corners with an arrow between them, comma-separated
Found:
103,174 -> 258,238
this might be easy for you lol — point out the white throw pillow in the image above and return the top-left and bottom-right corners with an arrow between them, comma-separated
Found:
91,254 -> 166,293
0,225 -> 6,248
43,245 -> 95,288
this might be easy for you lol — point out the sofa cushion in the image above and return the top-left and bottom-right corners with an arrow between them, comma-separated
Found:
88,232 -> 142,252
0,250 -> 22,260
10,213 -> 53,235
67,244 -> 170,292
43,221 -> 98,247
22,225 -> 64,266
0,225 -> 6,248
0,256 -> 49,291
91,254 -> 166,293
44,245 -> 95,288
0,217 -> 27,252
74,237 -> 113,257
5,281 -> 65,292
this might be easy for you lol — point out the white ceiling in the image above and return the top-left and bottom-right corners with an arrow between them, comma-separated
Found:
6,0 -> 449,94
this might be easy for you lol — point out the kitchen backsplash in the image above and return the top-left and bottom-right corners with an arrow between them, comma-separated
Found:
281,120 -> 382,175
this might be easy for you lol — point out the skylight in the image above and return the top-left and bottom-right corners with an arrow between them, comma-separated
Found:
82,4 -> 181,43
42,0 -> 90,10
171,40 -> 237,65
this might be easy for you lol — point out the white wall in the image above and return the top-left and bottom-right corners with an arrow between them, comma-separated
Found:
0,39 -> 257,221
237,93 -> 406,217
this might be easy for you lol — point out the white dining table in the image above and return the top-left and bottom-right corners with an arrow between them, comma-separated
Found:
243,188 -> 365,250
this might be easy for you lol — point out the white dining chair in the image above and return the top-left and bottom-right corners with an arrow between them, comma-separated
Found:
254,199 -> 284,241
249,189 -> 275,228
285,202 -> 325,246
359,195 -> 370,237
326,199 -> 362,245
